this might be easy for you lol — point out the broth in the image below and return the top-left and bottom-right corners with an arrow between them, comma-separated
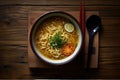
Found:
35,16 -> 79,60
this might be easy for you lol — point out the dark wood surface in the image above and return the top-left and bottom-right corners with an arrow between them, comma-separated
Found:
0,0 -> 120,79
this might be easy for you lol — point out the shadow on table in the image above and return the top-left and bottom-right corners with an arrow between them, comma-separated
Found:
29,52 -> 100,79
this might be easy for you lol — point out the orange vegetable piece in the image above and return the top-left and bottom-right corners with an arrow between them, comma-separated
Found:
62,43 -> 75,56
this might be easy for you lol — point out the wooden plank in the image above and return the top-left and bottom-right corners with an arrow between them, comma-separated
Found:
85,6 -> 120,11
0,0 -> 120,5
0,6 -> 120,13
100,32 -> 120,47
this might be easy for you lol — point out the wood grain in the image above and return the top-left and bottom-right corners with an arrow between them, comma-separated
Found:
0,0 -> 120,5
0,0 -> 120,79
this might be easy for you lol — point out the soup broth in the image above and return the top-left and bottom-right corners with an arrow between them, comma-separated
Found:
35,16 -> 79,60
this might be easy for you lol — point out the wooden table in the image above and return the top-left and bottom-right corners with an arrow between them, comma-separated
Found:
0,0 -> 120,79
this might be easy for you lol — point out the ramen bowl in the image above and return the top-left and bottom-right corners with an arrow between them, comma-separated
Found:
30,11 -> 83,65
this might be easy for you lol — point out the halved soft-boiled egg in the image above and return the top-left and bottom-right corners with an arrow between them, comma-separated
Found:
64,23 -> 74,32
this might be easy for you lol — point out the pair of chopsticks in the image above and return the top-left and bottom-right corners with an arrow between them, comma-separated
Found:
80,2 -> 91,69
80,2 -> 85,55
80,2 -> 85,36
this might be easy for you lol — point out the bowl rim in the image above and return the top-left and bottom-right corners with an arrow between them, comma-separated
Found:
30,11 -> 83,65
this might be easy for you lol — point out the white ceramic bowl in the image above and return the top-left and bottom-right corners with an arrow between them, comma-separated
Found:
30,11 -> 83,65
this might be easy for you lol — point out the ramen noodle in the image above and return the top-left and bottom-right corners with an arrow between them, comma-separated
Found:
35,16 -> 78,60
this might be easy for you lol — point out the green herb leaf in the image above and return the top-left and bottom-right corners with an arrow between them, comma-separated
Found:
49,32 -> 67,49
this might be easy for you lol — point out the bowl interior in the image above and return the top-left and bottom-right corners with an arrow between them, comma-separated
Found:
30,11 -> 83,65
